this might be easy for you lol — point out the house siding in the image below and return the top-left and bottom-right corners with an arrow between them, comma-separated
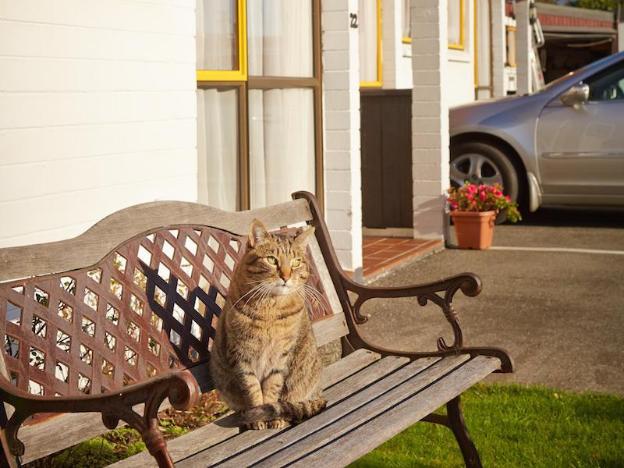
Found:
0,0 -> 197,248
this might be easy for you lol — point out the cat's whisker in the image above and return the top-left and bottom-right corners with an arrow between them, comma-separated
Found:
227,283 -> 265,312
241,282 -> 272,308
302,284 -> 330,313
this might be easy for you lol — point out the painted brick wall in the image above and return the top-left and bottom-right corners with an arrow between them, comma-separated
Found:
0,0 -> 197,248
322,0 -> 363,275
491,0 -> 506,97
411,0 -> 449,240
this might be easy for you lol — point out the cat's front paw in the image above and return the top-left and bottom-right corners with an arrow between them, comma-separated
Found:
243,421 -> 267,430
266,419 -> 288,429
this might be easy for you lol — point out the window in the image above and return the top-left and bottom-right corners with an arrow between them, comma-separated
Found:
586,63 -> 624,102
196,0 -> 323,210
400,0 -> 465,50
359,0 -> 383,87
402,0 -> 411,44
448,0 -> 465,50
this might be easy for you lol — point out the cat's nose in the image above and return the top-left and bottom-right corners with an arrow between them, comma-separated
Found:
279,267 -> 291,283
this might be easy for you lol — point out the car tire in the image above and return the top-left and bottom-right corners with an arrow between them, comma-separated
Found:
450,141 -> 520,223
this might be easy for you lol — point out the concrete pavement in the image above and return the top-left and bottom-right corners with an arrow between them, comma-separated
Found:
359,207 -> 624,395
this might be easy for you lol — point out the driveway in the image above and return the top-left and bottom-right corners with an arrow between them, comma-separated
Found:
359,207 -> 624,396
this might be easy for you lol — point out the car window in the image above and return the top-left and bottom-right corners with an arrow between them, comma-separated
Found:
585,62 -> 624,102
540,55 -> 622,94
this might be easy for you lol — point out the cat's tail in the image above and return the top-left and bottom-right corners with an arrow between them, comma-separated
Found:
241,398 -> 327,424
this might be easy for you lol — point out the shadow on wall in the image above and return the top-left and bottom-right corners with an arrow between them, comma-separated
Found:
412,195 -> 448,239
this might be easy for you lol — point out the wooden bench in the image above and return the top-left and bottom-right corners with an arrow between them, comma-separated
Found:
0,191 -> 512,467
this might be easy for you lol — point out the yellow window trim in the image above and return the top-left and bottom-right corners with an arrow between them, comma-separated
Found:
196,0 -> 248,82
448,0 -> 465,50
360,0 -> 383,88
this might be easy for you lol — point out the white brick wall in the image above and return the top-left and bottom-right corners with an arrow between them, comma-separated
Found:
411,0 -> 449,240
322,0 -> 363,275
0,0 -> 197,248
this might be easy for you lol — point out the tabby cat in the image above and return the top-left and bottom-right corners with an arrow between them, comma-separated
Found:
210,219 -> 327,430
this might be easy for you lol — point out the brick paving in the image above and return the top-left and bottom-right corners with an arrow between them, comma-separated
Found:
362,237 -> 443,280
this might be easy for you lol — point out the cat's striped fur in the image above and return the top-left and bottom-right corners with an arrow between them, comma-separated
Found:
210,219 -> 326,430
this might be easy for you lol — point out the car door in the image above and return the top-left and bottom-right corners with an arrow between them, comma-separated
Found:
536,61 -> 624,205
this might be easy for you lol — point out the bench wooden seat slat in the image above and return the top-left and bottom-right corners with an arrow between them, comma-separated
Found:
174,354 -> 414,468
111,349 -> 384,467
179,355 -> 458,468
287,355 -> 502,468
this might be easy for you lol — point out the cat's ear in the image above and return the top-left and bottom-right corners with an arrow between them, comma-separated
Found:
248,219 -> 269,247
294,226 -> 316,248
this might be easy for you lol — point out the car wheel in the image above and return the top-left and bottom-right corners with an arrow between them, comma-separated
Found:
450,141 -> 520,222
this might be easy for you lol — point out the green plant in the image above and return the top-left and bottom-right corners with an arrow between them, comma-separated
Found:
447,182 -> 521,222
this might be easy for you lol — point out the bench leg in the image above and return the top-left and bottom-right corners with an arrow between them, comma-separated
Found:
447,396 -> 482,468
423,396 -> 482,468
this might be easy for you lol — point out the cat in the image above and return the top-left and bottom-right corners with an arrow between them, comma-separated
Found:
210,219 -> 327,430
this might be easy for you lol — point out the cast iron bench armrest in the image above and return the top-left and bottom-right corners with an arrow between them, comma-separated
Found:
0,369 -> 199,465
290,192 -> 513,373
338,272 -> 513,373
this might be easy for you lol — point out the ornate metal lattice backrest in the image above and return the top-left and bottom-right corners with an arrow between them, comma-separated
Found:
0,225 -> 331,398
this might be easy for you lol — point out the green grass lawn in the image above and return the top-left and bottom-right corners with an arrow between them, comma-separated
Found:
39,384 -> 624,467
351,384 -> 624,468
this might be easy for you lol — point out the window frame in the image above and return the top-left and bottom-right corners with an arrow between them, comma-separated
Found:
196,0 -> 248,82
196,0 -> 323,211
360,0 -> 383,89
448,0 -> 465,51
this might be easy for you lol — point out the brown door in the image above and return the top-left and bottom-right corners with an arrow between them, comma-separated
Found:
360,90 -> 412,228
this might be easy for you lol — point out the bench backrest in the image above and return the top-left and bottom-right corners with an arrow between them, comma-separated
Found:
0,197 -> 348,399
0,196 -> 350,463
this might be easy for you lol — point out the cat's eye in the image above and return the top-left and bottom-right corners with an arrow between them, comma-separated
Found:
291,258 -> 302,268
266,256 -> 278,265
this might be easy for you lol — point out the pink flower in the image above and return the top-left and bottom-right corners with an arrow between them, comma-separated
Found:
467,184 -> 477,194
479,191 -> 487,201
494,190 -> 502,197
505,195 -> 511,202
450,201 -> 458,210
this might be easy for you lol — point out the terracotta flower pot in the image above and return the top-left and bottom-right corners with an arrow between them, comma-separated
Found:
450,210 -> 496,250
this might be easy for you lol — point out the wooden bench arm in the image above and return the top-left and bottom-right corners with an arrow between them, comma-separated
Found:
0,369 -> 199,464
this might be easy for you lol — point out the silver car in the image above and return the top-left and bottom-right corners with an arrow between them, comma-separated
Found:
450,51 -> 624,212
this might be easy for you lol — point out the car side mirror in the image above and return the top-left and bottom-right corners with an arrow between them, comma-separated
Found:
560,84 -> 589,108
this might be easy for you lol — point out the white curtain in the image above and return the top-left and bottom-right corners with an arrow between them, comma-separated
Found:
197,89 -> 238,211
359,0 -> 378,83
249,89 -> 315,208
247,0 -> 313,77
196,0 -> 237,70
246,0 -> 315,207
